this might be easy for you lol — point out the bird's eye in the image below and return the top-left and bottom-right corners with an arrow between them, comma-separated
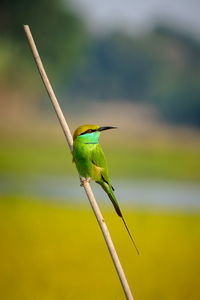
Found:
80,129 -> 96,135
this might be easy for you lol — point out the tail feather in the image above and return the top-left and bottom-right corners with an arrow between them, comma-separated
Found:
97,181 -> 139,255
122,216 -> 140,255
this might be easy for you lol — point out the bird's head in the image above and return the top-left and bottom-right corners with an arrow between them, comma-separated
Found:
73,124 -> 117,144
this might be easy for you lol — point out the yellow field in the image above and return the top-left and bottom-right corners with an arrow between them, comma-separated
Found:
0,197 -> 199,300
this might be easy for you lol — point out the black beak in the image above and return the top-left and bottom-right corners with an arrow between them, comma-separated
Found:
98,126 -> 117,132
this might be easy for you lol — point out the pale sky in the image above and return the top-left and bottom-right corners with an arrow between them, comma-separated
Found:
67,0 -> 200,38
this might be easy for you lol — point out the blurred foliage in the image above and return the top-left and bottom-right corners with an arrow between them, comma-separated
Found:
0,2 -> 200,126
0,0 -> 89,92
0,197 -> 199,299
67,25 -> 200,127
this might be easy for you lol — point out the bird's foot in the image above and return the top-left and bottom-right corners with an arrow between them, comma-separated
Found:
80,177 -> 91,187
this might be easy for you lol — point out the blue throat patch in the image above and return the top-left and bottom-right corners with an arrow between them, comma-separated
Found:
78,131 -> 100,144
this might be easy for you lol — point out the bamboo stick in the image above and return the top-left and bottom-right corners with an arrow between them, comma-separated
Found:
23,25 -> 134,300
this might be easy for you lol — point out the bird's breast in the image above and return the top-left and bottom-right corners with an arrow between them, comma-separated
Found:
73,142 -> 97,164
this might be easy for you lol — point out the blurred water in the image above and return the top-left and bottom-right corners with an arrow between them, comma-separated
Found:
0,174 -> 199,210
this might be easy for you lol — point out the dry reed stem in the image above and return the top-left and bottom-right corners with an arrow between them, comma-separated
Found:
23,25 -> 134,300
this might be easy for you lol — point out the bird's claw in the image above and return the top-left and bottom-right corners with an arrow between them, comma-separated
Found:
80,177 -> 91,186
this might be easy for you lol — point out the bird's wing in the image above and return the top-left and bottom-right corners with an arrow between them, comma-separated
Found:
91,144 -> 111,185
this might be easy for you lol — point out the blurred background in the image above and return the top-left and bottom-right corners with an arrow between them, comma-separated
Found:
0,0 -> 200,299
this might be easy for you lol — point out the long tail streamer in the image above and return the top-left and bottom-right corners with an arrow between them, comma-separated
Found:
122,216 -> 140,255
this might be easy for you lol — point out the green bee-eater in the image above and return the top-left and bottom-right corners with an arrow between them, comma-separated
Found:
72,124 -> 139,254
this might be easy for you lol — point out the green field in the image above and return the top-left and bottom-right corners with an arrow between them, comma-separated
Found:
1,128 -> 200,299
0,197 -> 199,300
1,134 -> 200,181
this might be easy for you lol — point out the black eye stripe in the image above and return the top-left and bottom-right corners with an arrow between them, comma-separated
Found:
80,129 -> 97,135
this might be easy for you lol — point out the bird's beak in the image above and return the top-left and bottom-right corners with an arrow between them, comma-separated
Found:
98,126 -> 117,132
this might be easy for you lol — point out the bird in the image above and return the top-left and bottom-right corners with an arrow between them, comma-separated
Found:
72,124 -> 139,254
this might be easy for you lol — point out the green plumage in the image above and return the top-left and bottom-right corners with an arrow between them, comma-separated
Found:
72,124 -> 139,254
73,137 -> 122,216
